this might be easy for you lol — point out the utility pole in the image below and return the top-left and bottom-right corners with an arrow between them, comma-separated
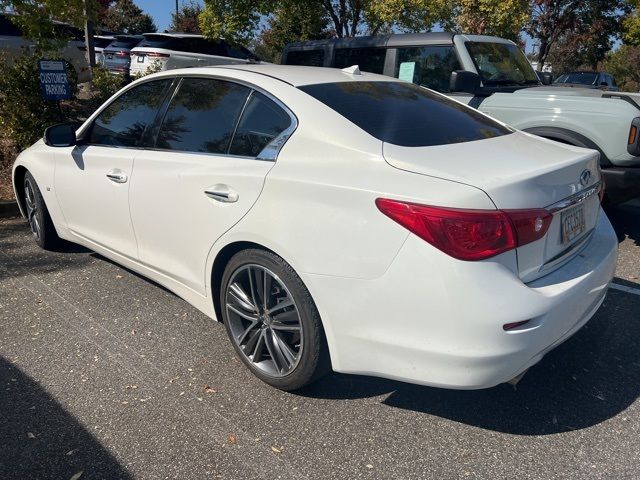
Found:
176,0 -> 179,18
84,0 -> 96,67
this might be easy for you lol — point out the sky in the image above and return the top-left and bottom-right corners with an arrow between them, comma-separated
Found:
134,0 -> 203,32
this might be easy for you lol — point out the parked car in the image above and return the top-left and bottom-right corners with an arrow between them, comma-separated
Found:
0,13 -> 91,83
283,33 -> 640,205
128,32 -> 259,76
554,71 -> 618,91
13,65 -> 617,391
92,35 -> 115,66
102,35 -> 143,75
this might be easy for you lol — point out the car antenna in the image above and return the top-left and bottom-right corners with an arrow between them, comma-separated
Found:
341,65 -> 361,75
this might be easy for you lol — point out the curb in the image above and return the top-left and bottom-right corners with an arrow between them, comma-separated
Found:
0,200 -> 20,218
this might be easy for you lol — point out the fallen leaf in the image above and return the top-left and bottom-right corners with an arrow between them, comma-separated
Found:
69,471 -> 83,480
115,275 -> 123,279
27,432 -> 36,439
124,385 -> 138,390
271,446 -> 282,454
131,330 -> 136,335
204,385 -> 216,394
228,434 -> 237,445
66,449 -> 79,456
366,464 -> 373,469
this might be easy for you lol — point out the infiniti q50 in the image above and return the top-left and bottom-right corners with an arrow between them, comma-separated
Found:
12,65 -> 618,390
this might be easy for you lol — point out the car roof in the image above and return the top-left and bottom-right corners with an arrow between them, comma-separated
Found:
142,32 -> 206,38
201,63 -> 398,87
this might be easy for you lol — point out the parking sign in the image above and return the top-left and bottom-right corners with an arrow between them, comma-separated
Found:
38,59 -> 71,100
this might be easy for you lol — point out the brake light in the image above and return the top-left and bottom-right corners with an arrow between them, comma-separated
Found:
115,51 -> 130,57
134,51 -> 170,58
376,198 -> 552,261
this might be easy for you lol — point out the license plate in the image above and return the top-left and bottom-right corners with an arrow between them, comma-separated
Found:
137,55 -> 145,63
561,204 -> 586,244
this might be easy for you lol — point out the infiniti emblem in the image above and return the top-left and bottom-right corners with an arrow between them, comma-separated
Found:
579,169 -> 591,187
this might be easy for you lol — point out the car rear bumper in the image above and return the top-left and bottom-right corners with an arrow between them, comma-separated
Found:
302,210 -> 618,389
602,166 -> 640,204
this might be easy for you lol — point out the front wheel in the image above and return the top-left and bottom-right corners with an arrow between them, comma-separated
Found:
220,249 -> 330,391
23,171 -> 60,250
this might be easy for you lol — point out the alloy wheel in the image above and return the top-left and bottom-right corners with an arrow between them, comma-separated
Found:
24,179 -> 41,241
225,264 -> 303,377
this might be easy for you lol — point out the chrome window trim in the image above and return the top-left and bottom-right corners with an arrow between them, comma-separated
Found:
546,181 -> 602,213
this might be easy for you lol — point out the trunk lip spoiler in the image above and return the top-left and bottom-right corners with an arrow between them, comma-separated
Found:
546,181 -> 602,214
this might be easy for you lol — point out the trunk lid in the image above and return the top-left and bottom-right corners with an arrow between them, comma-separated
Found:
129,49 -> 169,75
383,132 -> 602,281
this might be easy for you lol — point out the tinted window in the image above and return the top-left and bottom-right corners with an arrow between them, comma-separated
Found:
88,79 -> 172,147
395,46 -> 460,93
229,92 -> 292,157
94,37 -> 115,49
138,35 -> 184,50
563,72 -> 598,85
0,15 -> 22,36
334,47 -> 386,74
108,36 -> 143,49
156,78 -> 250,153
300,81 -> 511,147
286,49 -> 324,67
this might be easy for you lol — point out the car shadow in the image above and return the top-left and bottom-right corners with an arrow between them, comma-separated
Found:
605,200 -> 640,246
298,287 -> 640,436
0,356 -> 132,479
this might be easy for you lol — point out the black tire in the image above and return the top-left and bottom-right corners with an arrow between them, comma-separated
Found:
23,171 -> 61,250
220,249 -> 330,391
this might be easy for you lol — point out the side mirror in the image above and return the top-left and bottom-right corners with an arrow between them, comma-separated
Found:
540,72 -> 553,85
449,70 -> 481,94
44,123 -> 77,147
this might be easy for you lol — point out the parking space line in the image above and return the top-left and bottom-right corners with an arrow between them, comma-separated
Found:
610,282 -> 640,296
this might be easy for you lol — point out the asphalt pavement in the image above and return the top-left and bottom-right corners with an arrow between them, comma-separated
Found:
1,201 -> 639,480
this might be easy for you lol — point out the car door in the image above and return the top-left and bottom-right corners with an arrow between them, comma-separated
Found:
54,78 -> 174,258
129,77 -> 294,295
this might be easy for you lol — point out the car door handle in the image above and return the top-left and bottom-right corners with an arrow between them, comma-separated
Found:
106,171 -> 128,183
204,185 -> 239,203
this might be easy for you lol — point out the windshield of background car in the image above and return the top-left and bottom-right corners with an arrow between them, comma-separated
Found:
465,42 -> 539,86
299,81 -> 511,147
560,72 -> 598,85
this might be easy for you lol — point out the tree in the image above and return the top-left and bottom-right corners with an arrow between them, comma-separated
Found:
623,0 -> 640,45
454,0 -> 529,41
604,44 -> 640,90
101,0 -> 157,34
170,0 -> 203,33
0,0 -> 91,48
199,0 -> 452,43
526,0 -> 624,71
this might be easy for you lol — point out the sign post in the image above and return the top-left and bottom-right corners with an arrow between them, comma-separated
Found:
38,60 -> 72,101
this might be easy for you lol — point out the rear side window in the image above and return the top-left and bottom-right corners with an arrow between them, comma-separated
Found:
109,37 -> 142,49
139,35 -> 184,50
285,49 -> 324,67
156,78 -> 250,154
395,46 -> 461,93
334,47 -> 386,74
229,92 -> 292,157
300,81 -> 511,147
88,79 -> 172,147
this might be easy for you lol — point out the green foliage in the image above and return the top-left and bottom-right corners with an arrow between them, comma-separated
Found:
0,52 -> 77,150
171,0 -> 203,33
604,45 -> 640,91
89,65 -> 128,109
454,0 -> 529,41
200,0 -> 262,43
100,0 -> 157,34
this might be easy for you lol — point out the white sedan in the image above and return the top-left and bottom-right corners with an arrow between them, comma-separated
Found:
12,64 -> 618,391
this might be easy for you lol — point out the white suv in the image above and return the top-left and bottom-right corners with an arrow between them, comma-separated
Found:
129,32 -> 259,76
0,13 -> 91,83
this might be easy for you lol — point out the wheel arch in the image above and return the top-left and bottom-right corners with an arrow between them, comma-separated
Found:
12,165 -> 28,218
523,126 -> 612,166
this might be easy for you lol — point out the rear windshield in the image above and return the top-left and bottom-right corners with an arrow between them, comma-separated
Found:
94,37 -> 114,49
559,72 -> 598,85
299,81 -> 511,147
108,37 -> 142,49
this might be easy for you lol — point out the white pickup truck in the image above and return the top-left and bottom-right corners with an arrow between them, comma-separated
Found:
283,33 -> 640,204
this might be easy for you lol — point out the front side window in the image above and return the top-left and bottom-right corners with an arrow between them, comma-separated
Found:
156,78 -> 250,154
465,42 -> 539,87
229,92 -> 292,157
300,81 -> 511,147
285,49 -> 324,67
395,46 -> 461,93
88,79 -> 172,147
333,47 -> 386,74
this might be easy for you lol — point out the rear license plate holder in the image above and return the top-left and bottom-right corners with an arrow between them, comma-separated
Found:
137,55 -> 145,63
561,204 -> 586,245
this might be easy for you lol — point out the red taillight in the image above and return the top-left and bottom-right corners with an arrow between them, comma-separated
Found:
115,51 -> 130,57
375,198 -> 552,261
134,51 -> 170,58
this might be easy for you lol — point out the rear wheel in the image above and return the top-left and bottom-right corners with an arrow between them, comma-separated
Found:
220,249 -> 330,390
23,171 -> 60,250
